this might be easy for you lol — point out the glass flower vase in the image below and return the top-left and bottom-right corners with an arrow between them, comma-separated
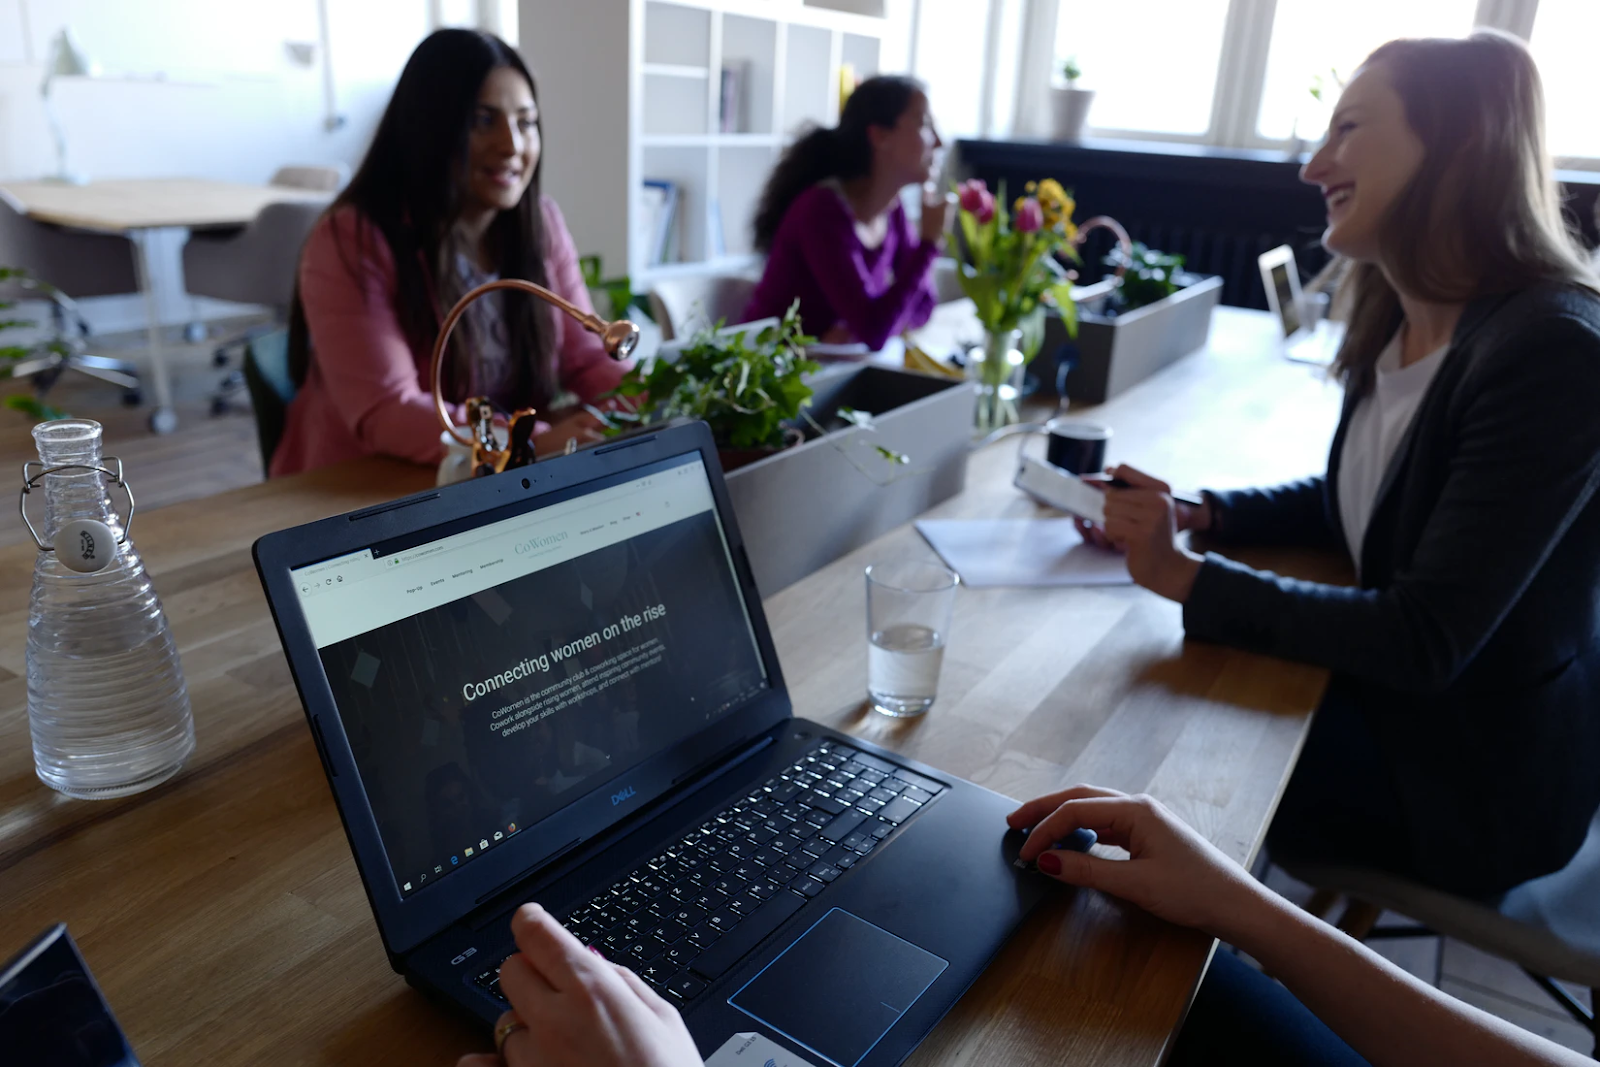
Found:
966,328 -> 1025,434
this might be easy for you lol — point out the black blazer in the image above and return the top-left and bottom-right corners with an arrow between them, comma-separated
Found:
1186,283 -> 1600,893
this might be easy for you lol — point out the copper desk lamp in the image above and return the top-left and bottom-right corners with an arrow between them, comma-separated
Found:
429,278 -> 640,477
1064,215 -> 1134,301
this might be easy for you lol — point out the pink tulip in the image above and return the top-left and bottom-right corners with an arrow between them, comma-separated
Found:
974,189 -> 996,224
1015,197 -> 1043,233
957,179 -> 988,214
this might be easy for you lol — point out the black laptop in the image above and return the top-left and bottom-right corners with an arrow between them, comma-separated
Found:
254,420 -> 1050,1067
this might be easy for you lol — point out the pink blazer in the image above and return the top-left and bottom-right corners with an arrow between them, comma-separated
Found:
270,196 -> 630,477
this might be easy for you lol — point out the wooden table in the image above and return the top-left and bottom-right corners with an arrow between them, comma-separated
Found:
0,309 -> 1349,1065
0,179 -> 329,434
1,179 -> 328,233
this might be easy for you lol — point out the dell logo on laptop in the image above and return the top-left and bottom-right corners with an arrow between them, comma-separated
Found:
611,785 -> 637,806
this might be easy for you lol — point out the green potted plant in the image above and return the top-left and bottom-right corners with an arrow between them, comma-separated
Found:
1051,55 -> 1095,141
1,267 -> 69,421
1047,242 -> 1223,403
600,301 -> 819,470
599,301 -> 975,595
1102,242 -> 1186,314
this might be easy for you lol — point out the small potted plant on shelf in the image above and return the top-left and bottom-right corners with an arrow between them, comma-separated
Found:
1051,55 -> 1095,142
948,177 -> 1078,432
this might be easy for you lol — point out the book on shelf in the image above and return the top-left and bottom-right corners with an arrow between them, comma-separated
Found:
719,62 -> 748,134
707,195 -> 726,258
639,179 -> 679,265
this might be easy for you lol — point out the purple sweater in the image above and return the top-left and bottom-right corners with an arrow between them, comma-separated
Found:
742,184 -> 939,349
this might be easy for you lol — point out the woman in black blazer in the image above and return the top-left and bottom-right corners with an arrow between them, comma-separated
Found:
1090,31 -> 1600,898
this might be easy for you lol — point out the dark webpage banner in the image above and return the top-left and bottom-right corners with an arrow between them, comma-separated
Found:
317,509 -> 767,896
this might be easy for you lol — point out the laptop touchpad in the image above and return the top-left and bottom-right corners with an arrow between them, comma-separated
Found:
728,908 -> 948,1067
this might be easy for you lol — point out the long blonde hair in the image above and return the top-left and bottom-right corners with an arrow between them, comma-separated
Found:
1332,31 -> 1596,389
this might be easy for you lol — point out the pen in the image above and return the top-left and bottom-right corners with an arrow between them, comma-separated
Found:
1097,476 -> 1207,510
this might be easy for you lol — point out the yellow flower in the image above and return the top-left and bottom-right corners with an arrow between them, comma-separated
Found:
1035,178 -> 1074,232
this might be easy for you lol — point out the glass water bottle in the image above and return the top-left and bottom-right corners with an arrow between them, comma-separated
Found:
24,419 -> 194,798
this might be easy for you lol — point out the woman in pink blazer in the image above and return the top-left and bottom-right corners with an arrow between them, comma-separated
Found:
272,30 -> 627,477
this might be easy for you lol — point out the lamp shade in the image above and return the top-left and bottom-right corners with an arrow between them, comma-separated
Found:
39,28 -> 96,183
46,29 -> 94,79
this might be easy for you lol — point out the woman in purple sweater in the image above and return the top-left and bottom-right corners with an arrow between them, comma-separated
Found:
742,76 -> 950,349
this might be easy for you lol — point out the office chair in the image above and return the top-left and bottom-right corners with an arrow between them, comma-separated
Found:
0,189 -> 142,402
266,164 -> 347,194
181,199 -> 327,416
646,272 -> 759,342
240,327 -> 295,472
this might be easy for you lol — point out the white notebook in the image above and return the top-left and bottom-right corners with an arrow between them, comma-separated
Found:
914,518 -> 1132,588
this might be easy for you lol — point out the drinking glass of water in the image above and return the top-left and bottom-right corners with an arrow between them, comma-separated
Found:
865,559 -> 959,717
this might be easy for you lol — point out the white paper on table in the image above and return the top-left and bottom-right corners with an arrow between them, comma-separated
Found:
914,518 -> 1132,587
704,1032 -> 823,1067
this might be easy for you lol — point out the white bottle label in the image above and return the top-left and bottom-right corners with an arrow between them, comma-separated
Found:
54,518 -> 116,572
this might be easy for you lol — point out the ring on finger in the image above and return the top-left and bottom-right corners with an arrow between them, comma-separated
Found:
494,1014 -> 527,1054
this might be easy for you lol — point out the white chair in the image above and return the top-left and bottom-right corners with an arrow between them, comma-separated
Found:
181,200 -> 328,414
0,189 -> 142,402
647,272 -> 759,343
932,256 -> 965,304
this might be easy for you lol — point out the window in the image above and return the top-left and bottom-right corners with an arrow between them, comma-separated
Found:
959,0 -> 1597,160
1528,0 -> 1600,160
914,0 -> 988,138
1053,0 -> 1230,136
1255,0 -> 1478,141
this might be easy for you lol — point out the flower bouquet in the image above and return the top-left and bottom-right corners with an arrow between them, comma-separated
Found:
950,177 -> 1079,431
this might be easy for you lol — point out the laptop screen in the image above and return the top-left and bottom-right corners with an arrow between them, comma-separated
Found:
289,452 -> 769,898
1269,261 -> 1301,337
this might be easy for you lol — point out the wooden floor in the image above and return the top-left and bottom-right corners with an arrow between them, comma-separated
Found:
2,315 -> 1592,1057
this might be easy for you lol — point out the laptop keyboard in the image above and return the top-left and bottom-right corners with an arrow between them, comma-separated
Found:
472,738 -> 945,1006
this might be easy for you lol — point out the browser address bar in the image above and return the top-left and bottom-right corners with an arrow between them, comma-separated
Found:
381,490 -> 640,570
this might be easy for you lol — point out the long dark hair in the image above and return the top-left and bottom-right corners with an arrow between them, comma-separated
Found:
288,29 -> 555,407
751,74 -> 925,253
1331,31 -> 1595,389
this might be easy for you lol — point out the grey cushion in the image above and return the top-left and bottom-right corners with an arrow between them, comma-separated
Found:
1281,811 -> 1600,988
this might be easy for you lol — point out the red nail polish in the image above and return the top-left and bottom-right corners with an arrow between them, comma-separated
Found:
588,945 -> 605,959
1037,851 -> 1062,875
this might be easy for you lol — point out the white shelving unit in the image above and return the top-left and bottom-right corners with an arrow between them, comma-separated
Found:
519,0 -> 910,284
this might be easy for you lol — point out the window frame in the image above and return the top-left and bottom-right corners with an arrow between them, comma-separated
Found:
1054,0 -> 1597,168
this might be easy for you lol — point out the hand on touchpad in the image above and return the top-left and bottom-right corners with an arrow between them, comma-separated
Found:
729,909 -> 948,1067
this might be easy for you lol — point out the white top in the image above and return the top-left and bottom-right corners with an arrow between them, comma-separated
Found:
1337,331 -> 1450,573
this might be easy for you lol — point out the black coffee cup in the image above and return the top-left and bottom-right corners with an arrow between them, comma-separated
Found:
1045,419 -> 1111,475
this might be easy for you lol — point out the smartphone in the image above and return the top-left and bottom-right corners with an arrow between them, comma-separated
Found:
1015,455 -> 1110,524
